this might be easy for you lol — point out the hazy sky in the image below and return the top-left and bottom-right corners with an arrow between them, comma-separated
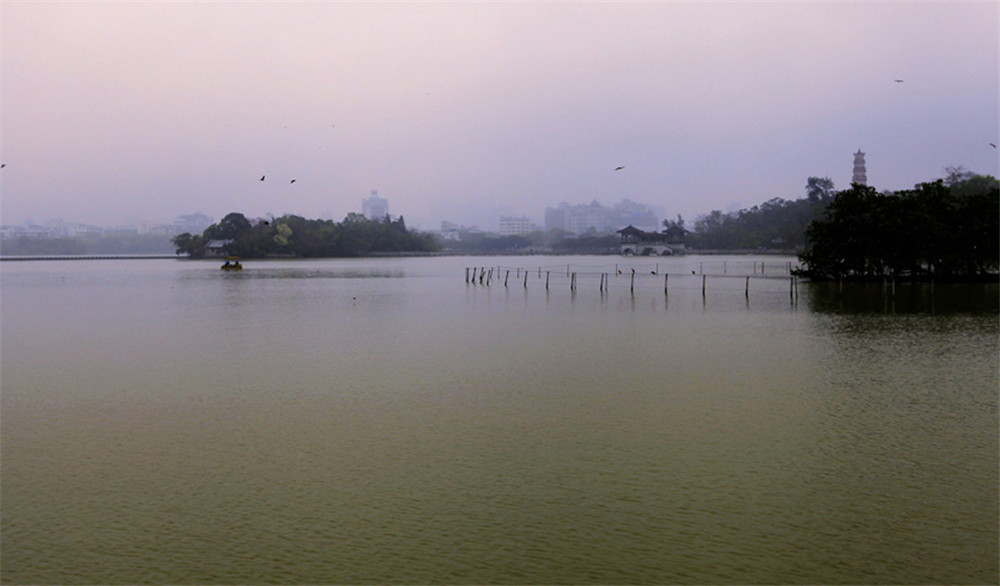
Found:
2,1 -> 997,231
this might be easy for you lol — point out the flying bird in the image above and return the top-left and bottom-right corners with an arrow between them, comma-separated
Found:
260,175 -> 265,181
290,179 -> 296,184
990,143 -> 997,149
894,79 -> 904,83
614,166 -> 625,171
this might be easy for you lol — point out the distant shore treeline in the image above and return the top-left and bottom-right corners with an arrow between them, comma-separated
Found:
172,212 -> 439,258
0,233 -> 175,256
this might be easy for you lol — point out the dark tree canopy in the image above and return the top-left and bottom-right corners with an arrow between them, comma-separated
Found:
796,176 -> 999,281
173,212 -> 439,258
204,212 -> 252,241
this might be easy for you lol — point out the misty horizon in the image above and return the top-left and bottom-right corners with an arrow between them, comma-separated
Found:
2,2 -> 997,232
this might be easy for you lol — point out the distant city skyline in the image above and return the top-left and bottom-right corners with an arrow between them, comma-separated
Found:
2,148 -> 990,236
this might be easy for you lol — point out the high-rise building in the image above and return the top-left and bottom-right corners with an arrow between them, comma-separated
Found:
543,199 -> 659,235
498,216 -> 537,236
173,213 -> 214,235
852,149 -> 867,185
362,190 -> 389,220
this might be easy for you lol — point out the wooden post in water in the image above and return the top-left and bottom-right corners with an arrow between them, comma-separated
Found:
630,271 -> 635,294
724,261 -> 727,274
504,270 -> 509,287
664,273 -> 669,295
516,267 -> 520,279
702,274 -> 706,296
466,267 -> 470,283
546,271 -> 550,290
479,268 -> 484,285
745,276 -> 750,298
790,277 -> 794,302
599,273 -> 604,292
524,270 -> 528,288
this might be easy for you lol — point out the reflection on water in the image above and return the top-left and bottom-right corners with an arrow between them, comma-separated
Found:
806,280 -> 999,314
218,267 -> 406,280
1,257 -> 996,584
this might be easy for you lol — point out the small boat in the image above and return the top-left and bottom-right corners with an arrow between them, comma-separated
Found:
221,256 -> 243,271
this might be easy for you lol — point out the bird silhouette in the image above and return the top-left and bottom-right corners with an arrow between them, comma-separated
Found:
990,143 -> 997,149
894,79 -> 904,83
614,166 -> 625,171
691,270 -> 696,275
290,179 -> 296,184
651,270 -> 657,275
1,163 -> 5,169
260,175 -> 265,181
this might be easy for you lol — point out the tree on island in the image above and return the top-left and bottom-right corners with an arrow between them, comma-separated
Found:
172,212 -> 439,259
796,174 -> 999,281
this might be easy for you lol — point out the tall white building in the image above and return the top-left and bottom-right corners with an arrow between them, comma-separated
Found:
498,216 -> 537,236
362,190 -> 389,220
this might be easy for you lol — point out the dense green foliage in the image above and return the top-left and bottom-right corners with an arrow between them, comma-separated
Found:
173,212 -> 440,258
687,198 -> 830,251
680,177 -> 835,250
796,176 -> 999,281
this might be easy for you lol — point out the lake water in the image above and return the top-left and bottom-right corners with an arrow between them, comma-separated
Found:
1,255 -> 997,584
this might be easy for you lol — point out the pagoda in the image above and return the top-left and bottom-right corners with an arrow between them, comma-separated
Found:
852,149 -> 867,185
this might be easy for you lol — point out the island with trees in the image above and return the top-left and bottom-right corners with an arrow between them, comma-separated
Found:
795,170 -> 998,282
172,212 -> 439,258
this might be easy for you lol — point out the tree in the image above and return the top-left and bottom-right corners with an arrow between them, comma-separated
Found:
172,232 -> 205,258
943,165 -> 974,186
806,177 -> 835,203
204,212 -> 252,241
662,214 -> 686,231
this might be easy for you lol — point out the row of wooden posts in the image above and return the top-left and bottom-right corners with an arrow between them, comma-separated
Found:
465,266 -> 800,301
